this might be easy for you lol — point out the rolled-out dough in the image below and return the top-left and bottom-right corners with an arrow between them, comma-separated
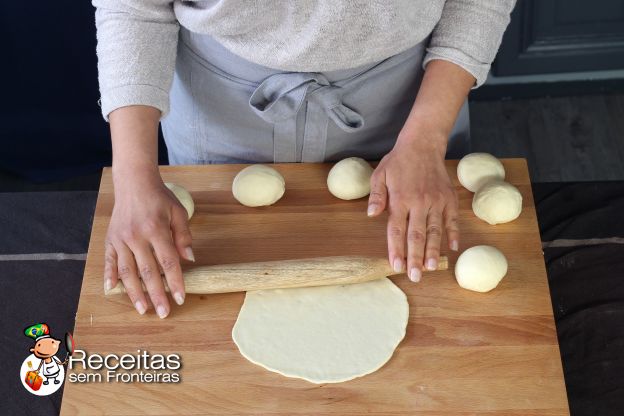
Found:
232,278 -> 408,384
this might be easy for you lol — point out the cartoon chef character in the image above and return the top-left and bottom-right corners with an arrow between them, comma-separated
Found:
24,323 -> 68,385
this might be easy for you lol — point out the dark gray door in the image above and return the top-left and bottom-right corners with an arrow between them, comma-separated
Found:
494,0 -> 624,76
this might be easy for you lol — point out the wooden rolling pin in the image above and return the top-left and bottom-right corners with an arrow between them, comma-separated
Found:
105,255 -> 448,295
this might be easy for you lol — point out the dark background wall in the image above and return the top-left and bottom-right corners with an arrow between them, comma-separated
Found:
1,3 -> 111,182
0,2 -> 167,183
1,0 -> 623,183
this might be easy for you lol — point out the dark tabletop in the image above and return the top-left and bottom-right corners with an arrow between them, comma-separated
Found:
0,181 -> 623,416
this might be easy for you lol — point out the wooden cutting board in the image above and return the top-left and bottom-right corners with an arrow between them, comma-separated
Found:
60,159 -> 569,415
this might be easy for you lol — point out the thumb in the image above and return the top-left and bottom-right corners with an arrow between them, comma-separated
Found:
170,206 -> 194,262
367,169 -> 388,217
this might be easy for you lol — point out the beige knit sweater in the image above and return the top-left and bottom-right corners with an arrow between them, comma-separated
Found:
93,0 -> 516,120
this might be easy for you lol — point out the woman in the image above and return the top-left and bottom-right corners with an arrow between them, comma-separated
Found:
94,0 -> 516,318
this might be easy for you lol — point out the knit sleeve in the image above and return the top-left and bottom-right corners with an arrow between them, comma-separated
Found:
423,0 -> 517,88
92,0 -> 179,121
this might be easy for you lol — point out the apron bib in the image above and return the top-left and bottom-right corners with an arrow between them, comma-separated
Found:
162,27 -> 470,164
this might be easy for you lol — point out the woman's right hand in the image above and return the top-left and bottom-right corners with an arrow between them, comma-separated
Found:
104,168 -> 194,318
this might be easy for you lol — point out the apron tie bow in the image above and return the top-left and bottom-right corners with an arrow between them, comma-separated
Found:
249,72 -> 364,132
249,72 -> 364,162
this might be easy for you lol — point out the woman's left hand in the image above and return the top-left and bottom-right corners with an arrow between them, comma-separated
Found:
367,128 -> 459,282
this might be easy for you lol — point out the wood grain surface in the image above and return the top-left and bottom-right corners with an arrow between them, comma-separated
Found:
60,159 -> 569,415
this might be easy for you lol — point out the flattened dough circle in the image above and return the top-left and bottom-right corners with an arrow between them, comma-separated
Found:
232,278 -> 408,384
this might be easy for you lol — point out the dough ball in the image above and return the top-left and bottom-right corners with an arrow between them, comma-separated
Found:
455,245 -> 508,292
165,182 -> 194,219
232,165 -> 285,207
457,153 -> 505,192
472,180 -> 523,225
327,157 -> 374,200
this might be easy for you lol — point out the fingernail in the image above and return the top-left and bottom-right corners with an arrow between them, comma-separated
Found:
451,240 -> 459,251
185,247 -> 195,262
409,268 -> 422,282
367,205 -> 376,217
156,305 -> 168,319
393,258 -> 404,273
174,292 -> 185,306
426,258 -> 437,271
135,301 -> 146,315
104,278 -> 112,292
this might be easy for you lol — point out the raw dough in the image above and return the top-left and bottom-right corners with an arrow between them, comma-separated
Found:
472,180 -> 523,225
455,245 -> 508,292
164,182 -> 194,219
232,165 -> 285,207
327,157 -> 374,200
457,152 -> 505,192
232,278 -> 408,383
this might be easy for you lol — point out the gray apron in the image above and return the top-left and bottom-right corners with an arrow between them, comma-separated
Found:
162,27 -> 470,165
